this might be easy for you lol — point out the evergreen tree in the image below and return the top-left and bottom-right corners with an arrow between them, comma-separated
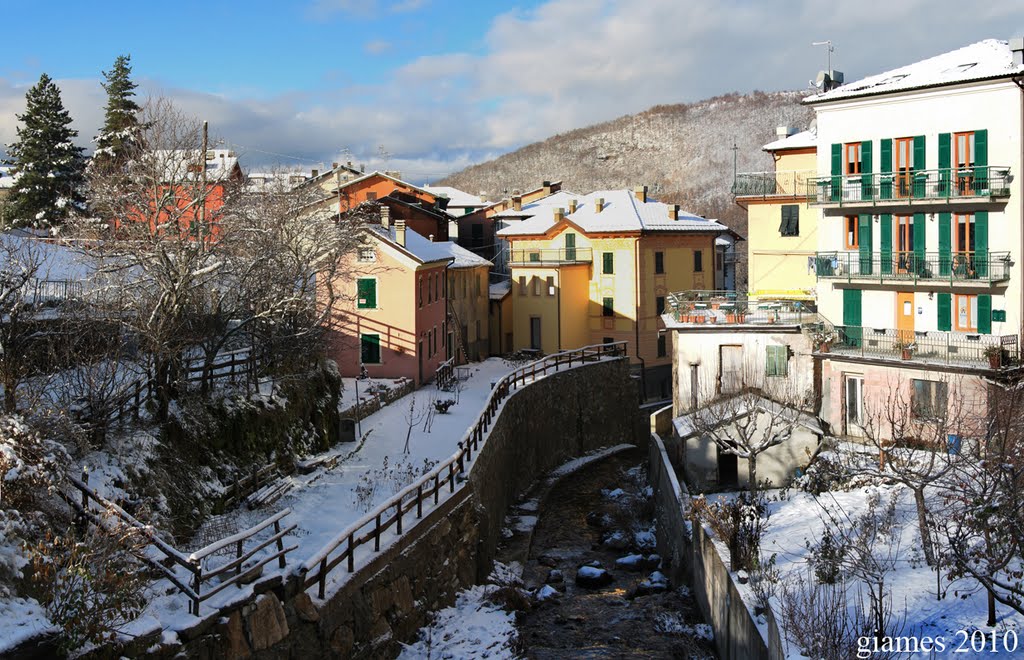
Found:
6,73 -> 85,229
93,54 -> 141,171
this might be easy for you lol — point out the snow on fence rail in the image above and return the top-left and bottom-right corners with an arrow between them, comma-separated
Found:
64,470 -> 296,616
298,341 -> 628,598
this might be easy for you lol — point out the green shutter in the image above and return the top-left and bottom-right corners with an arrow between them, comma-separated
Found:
357,278 -> 376,309
603,251 -> 614,274
975,129 -> 989,191
766,346 -> 776,376
938,212 -> 951,276
831,143 -> 842,202
766,345 -> 787,377
880,214 -> 893,274
975,211 -> 989,278
913,213 -> 926,275
978,294 -> 992,334
565,233 -> 576,261
937,293 -> 951,331
913,135 -> 926,197
938,133 -> 951,196
361,334 -> 381,364
858,214 -> 873,275
843,288 -> 862,347
861,140 -> 873,200
880,139 -> 893,199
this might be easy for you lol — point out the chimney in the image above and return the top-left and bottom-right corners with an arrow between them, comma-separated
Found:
395,218 -> 406,247
542,180 -> 552,195
360,163 -> 365,172
332,162 -> 339,169
380,205 -> 391,230
1012,37 -> 1024,66
429,234 -> 434,242
311,168 -> 319,178
634,185 -> 648,203
347,161 -> 353,168
512,195 -> 523,212
568,199 -> 578,214
776,126 -> 797,138
595,197 -> 604,213
553,207 -> 565,223
668,204 -> 680,221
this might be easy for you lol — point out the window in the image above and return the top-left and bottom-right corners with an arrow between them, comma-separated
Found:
780,205 -> 799,237
435,271 -> 442,300
427,274 -> 433,303
602,252 -> 614,274
896,215 -> 914,272
358,247 -> 376,262
954,213 -> 975,254
844,215 -> 859,249
470,223 -> 483,248
654,251 -> 665,274
360,334 -> 381,364
357,278 -> 377,309
912,379 -> 948,419
954,294 -> 978,332
657,334 -> 667,358
602,297 -> 614,317
844,142 -> 862,175
954,131 -> 976,195
766,345 -> 788,377
365,192 -> 377,201
603,336 -> 614,345
656,296 -> 666,315
518,276 -> 526,296
694,250 -> 703,272
845,376 -> 864,427
532,276 -> 542,296
894,137 -> 914,197
546,276 -> 555,296
418,276 -> 424,307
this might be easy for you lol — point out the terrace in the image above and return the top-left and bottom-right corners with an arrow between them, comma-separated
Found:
508,247 -> 593,267
823,325 -> 1018,370
806,166 -> 1011,209
814,250 -> 1012,285
664,291 -> 819,327
732,170 -> 815,198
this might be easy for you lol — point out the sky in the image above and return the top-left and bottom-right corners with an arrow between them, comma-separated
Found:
1,0 -> 1022,182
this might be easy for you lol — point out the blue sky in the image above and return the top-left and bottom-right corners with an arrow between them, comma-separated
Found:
2,1 -> 1023,181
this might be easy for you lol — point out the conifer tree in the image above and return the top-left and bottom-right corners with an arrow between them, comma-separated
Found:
6,73 -> 85,229
93,54 -> 141,172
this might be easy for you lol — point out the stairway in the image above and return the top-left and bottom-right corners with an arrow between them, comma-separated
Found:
447,301 -> 471,364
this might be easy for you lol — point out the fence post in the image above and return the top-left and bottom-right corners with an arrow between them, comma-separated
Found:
417,485 -> 423,518
319,558 -> 327,598
434,474 -> 440,504
347,533 -> 355,572
77,468 -> 89,533
396,501 -> 403,535
274,519 -> 286,569
191,563 -> 202,616
449,463 -> 455,493
375,514 -> 381,551
236,540 -> 243,575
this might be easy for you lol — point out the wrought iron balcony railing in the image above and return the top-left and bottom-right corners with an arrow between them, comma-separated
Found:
814,251 -> 1012,283
508,247 -> 593,266
806,166 -> 1012,206
733,170 -> 816,197
665,291 -> 819,326
827,325 -> 1018,369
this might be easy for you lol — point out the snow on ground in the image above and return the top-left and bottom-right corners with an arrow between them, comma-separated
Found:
761,484 -> 1024,658
338,376 -> 408,413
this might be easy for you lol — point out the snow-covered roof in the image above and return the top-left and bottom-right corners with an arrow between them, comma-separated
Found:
493,190 -> 583,219
330,171 -> 435,198
496,189 -> 727,237
762,129 -> 816,152
715,236 -> 733,247
245,171 -> 309,192
154,149 -> 242,183
673,394 -> 824,439
805,39 -> 1024,104
489,281 -> 511,300
421,185 -> 484,208
366,224 -> 488,267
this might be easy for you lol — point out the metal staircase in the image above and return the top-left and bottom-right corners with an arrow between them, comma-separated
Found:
446,301 -> 470,364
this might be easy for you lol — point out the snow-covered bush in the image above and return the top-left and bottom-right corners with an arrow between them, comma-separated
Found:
807,527 -> 846,585
353,456 -> 439,513
0,414 -> 68,511
778,568 -> 867,660
690,492 -> 770,572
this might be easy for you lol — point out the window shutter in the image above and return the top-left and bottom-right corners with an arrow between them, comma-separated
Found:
858,214 -> 873,274
913,135 -> 926,198
978,294 -> 992,334
938,133 -> 951,195
843,289 -> 862,347
603,252 -> 614,274
860,140 -> 873,200
937,293 -> 951,331
357,279 -> 376,308
938,213 -> 951,276
831,143 -> 842,202
975,129 -> 989,189
880,214 -> 893,274
880,138 -> 893,199
913,213 -> 926,266
975,211 -> 989,277
766,346 -> 776,376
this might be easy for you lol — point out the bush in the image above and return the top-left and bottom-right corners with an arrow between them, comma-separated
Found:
0,414 -> 68,510
353,456 -> 439,513
808,527 -> 846,584
433,399 -> 455,414
690,492 -> 770,572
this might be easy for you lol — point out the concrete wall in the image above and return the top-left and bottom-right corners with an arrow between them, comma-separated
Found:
103,357 -> 641,660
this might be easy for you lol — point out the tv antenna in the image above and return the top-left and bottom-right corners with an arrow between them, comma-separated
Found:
812,40 -> 834,72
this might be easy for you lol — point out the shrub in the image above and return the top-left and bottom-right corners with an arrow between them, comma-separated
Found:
0,414 -> 68,510
690,491 -> 770,572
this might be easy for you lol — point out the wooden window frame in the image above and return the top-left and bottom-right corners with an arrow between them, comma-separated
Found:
954,132 -> 976,195
844,215 -> 859,249
954,293 -> 978,332
894,137 -> 914,197
844,142 -> 862,175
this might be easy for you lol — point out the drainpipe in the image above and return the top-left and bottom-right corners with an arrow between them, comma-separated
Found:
556,268 -> 562,351
634,236 -> 647,399
1016,74 -> 1024,356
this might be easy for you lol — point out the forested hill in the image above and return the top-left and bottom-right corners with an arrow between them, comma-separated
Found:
438,90 -> 815,232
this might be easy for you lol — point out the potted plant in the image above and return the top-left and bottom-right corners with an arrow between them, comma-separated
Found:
894,338 -> 914,360
809,327 -> 838,353
984,345 -> 1002,369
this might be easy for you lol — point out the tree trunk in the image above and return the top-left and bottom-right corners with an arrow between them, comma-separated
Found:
3,379 -> 15,413
747,456 -> 758,494
154,359 -> 171,423
988,588 -> 997,627
913,487 -> 936,567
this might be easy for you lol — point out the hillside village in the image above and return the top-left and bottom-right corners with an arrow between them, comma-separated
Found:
1,33 -> 1024,660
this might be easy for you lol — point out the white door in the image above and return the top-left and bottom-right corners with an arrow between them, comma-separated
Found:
720,345 -> 743,394
845,375 -> 864,436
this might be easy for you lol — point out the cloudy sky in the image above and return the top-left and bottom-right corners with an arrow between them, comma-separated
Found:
1,0 -> 1022,181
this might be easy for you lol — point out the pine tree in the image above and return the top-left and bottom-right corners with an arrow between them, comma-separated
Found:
93,54 -> 141,171
6,73 -> 85,229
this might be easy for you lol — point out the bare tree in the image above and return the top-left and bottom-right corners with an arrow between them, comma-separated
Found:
0,235 -> 45,412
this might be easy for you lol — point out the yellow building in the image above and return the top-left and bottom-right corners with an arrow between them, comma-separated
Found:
498,187 -> 730,398
734,128 -> 818,301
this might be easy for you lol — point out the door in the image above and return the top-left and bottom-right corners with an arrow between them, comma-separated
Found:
896,215 -> 914,273
530,317 -> 542,351
895,137 -> 913,198
845,375 -> 864,437
717,448 -> 738,488
896,291 -> 915,343
719,345 -> 743,394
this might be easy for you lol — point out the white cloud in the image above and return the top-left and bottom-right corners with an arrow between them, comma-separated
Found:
2,0 -> 1022,181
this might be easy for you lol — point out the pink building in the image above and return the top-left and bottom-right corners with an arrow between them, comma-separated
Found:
326,213 -> 459,386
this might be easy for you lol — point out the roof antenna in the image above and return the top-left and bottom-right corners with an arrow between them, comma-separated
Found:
812,40 -> 834,73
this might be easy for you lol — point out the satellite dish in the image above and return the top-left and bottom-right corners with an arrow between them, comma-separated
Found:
815,71 -> 831,88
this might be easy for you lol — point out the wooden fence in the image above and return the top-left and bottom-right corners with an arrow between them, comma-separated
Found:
65,470 -> 296,616
300,341 -> 627,598
435,358 -> 455,391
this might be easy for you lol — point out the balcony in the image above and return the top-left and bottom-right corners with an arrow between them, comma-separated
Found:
814,251 -> 1012,285
665,291 -> 819,327
508,247 -> 593,266
806,166 -> 1012,209
733,170 -> 815,198
825,325 -> 1019,370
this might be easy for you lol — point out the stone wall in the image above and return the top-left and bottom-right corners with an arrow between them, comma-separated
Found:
647,432 -> 691,586
94,357 -> 641,659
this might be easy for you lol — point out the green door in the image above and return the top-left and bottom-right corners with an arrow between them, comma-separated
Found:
843,289 -> 863,347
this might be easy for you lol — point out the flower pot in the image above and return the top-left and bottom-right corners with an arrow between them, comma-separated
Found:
989,354 -> 1001,369
819,342 -> 830,353
709,316 -> 718,324
726,313 -> 736,323
695,316 -> 705,324
901,348 -> 912,360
